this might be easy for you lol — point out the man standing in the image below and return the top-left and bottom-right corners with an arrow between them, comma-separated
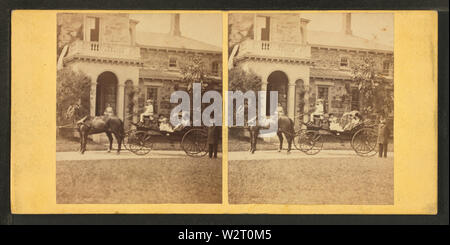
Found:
207,124 -> 220,159
377,115 -> 390,158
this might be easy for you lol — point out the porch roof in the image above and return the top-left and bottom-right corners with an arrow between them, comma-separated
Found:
308,30 -> 393,52
139,69 -> 183,81
310,67 -> 353,80
136,32 -> 222,53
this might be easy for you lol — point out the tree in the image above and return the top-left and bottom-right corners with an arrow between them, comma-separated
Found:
228,67 -> 262,137
352,57 -> 394,118
57,67 -> 91,126
229,66 -> 262,93
180,55 -> 214,92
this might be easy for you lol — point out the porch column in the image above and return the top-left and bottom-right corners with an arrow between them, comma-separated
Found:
287,82 -> 296,119
133,85 -> 139,124
261,81 -> 267,91
117,83 -> 125,120
303,77 -> 310,123
90,82 -> 97,117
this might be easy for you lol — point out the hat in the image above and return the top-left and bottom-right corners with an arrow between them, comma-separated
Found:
146,99 -> 153,103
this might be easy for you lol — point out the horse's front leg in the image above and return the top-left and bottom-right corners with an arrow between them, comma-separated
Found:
277,131 -> 283,152
106,132 -> 113,153
286,134 -> 292,153
248,130 -> 253,152
114,132 -> 122,155
81,134 -> 87,154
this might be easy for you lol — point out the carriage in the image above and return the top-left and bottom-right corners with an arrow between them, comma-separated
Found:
123,118 -> 208,158
293,111 -> 378,157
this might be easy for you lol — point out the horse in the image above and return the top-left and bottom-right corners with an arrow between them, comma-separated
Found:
247,115 -> 296,154
76,115 -> 124,154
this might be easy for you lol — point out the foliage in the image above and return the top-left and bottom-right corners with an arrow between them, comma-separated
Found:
228,66 -> 262,93
228,66 -> 262,132
57,68 -> 91,126
352,57 -> 394,118
180,55 -> 213,92
125,84 -> 141,120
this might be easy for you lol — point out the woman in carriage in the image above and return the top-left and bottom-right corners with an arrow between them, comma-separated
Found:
328,110 -> 363,133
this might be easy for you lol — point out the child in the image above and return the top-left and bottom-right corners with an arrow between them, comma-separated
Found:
140,99 -> 154,123
158,115 -> 174,133
173,110 -> 189,131
277,103 -> 285,116
104,104 -> 114,117
310,99 -> 324,125
329,113 -> 344,132
377,115 -> 389,158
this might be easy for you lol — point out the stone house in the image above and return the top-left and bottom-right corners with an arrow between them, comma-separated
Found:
58,13 -> 222,129
229,13 -> 393,128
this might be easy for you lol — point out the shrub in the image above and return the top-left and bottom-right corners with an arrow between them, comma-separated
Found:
56,68 -> 91,126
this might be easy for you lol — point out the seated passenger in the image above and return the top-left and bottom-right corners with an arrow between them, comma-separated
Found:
158,115 -> 174,133
277,103 -> 285,116
140,99 -> 154,123
173,111 -> 189,131
329,113 -> 344,132
104,104 -> 114,117
343,112 -> 362,131
310,99 -> 325,124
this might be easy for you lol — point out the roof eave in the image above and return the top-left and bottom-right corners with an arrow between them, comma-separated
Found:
137,43 -> 222,55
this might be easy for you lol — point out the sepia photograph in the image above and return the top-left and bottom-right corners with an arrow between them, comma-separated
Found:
55,12 -> 223,204
227,13 -> 394,204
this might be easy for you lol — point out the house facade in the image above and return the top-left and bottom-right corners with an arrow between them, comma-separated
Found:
230,13 -> 393,128
58,13 -> 222,129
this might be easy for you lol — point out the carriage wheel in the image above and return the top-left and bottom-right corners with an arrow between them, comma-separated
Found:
124,130 -> 153,155
181,128 -> 208,157
351,127 -> 377,157
294,130 -> 323,155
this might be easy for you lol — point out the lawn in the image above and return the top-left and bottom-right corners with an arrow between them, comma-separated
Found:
229,156 -> 393,205
57,157 -> 222,204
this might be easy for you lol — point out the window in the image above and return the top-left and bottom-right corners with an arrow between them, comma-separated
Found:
212,62 -> 219,75
169,57 -> 177,68
340,57 -> 349,68
146,87 -> 158,113
317,86 -> 329,113
86,17 -> 99,42
256,16 -> 270,41
351,88 -> 360,111
383,60 -> 391,75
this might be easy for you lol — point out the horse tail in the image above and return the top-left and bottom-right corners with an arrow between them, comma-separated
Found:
119,119 -> 125,138
289,117 -> 295,135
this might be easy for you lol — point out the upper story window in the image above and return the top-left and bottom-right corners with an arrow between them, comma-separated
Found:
212,61 -> 219,75
340,57 -> 349,68
383,60 -> 391,75
256,16 -> 270,41
169,57 -> 178,68
86,17 -> 100,42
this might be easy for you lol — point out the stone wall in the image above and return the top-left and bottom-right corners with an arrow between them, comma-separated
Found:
308,79 -> 354,116
311,47 -> 394,75
57,13 -> 132,56
100,14 -> 131,45
269,14 -> 301,43
140,49 -> 222,76
308,48 -> 394,116
228,13 -> 303,49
